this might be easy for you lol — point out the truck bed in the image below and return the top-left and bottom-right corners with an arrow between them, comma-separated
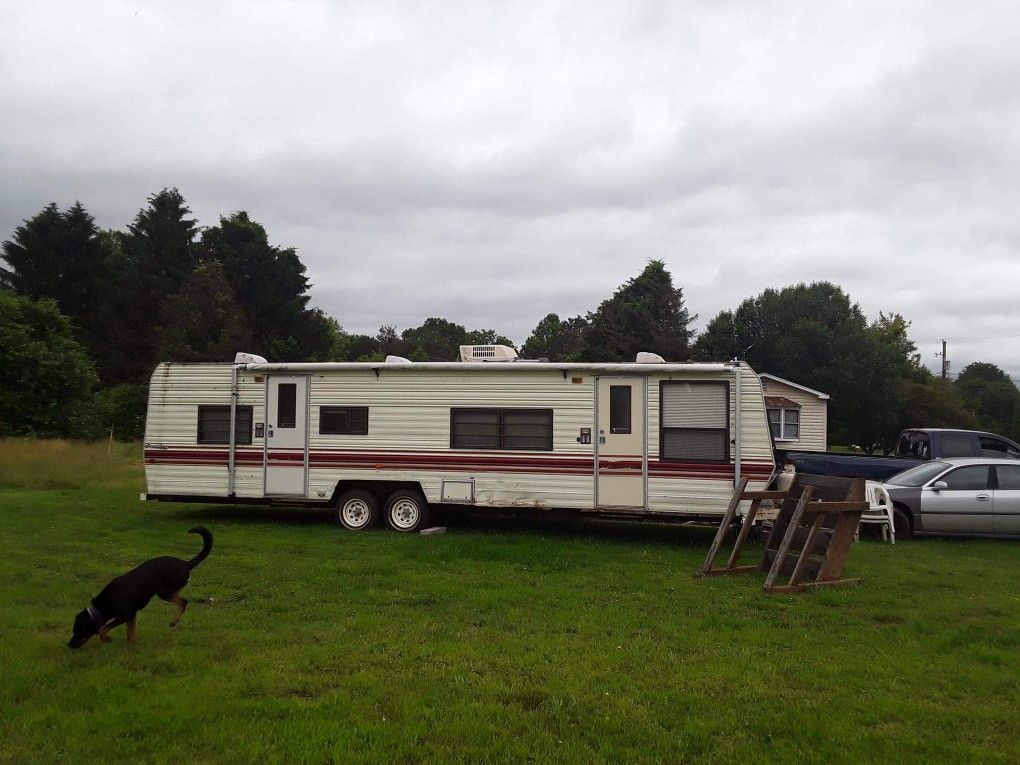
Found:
779,451 -> 922,481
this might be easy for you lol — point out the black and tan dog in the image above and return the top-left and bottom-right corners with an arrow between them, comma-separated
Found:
68,526 -> 213,648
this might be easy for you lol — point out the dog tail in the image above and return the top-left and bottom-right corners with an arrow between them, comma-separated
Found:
186,526 -> 213,569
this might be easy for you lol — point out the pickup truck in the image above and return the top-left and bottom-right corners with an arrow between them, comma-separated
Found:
779,428 -> 1020,481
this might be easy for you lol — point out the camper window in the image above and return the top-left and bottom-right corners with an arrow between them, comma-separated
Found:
609,385 -> 632,434
277,383 -> 297,428
320,406 -> 369,435
659,381 -> 728,463
197,405 -> 253,445
451,408 -> 553,451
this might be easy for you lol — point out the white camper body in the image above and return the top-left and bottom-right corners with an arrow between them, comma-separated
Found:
143,357 -> 776,525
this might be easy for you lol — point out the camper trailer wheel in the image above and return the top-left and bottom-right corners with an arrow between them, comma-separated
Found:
336,489 -> 380,530
385,490 -> 430,532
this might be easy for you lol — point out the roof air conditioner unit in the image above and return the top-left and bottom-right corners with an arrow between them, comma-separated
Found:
635,352 -> 665,364
459,344 -> 519,362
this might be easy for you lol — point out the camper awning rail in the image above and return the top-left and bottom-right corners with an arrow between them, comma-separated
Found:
237,361 -> 735,373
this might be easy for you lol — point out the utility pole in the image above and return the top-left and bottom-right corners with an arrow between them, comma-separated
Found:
939,338 -> 948,379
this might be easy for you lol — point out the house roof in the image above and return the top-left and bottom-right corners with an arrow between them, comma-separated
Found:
764,395 -> 801,408
759,373 -> 830,400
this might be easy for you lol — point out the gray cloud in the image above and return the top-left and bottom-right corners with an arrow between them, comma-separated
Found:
2,0 -> 1019,378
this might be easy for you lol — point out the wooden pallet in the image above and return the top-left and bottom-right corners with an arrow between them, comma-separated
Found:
697,475 -> 868,594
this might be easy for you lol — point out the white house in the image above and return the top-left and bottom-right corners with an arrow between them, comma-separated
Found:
758,373 -> 829,452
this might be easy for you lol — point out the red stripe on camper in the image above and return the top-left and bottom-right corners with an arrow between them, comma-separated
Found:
145,447 -> 774,481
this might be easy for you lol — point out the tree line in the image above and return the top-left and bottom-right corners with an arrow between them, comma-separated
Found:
2,188 -> 1018,449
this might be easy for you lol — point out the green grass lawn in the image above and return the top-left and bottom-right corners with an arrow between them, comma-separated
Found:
1,441 -> 1017,763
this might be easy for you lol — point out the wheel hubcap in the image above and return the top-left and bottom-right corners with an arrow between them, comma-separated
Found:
342,498 -> 370,527
390,498 -> 420,529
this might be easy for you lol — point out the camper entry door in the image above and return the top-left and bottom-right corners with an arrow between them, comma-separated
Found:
596,376 -> 645,509
264,376 -> 309,495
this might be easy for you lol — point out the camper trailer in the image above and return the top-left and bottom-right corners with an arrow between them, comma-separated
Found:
142,347 -> 776,531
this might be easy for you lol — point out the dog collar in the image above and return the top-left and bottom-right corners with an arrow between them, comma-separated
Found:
86,605 -> 103,624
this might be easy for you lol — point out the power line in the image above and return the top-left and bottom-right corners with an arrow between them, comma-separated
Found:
933,332 -> 1020,343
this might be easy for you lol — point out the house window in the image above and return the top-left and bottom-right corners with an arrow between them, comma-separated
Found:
660,381 -> 728,463
609,385 -> 632,434
767,407 -> 800,441
319,406 -> 368,435
451,408 -> 553,451
197,405 -> 253,445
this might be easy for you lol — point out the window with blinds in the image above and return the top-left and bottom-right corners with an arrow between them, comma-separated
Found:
197,405 -> 253,445
450,408 -> 553,451
319,406 -> 369,435
659,381 -> 728,462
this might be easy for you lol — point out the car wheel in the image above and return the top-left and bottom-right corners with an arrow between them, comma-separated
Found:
385,490 -> 430,532
893,506 -> 913,539
336,489 -> 380,531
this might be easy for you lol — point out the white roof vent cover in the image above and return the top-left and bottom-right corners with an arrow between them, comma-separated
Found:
459,344 -> 519,362
635,352 -> 666,364
234,352 -> 268,364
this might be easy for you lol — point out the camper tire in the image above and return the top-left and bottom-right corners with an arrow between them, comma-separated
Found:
384,490 -> 430,532
336,489 -> 381,531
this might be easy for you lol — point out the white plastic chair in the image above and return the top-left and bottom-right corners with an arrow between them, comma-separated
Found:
858,481 -> 895,544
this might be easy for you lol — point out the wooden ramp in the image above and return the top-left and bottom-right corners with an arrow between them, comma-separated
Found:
697,475 -> 868,594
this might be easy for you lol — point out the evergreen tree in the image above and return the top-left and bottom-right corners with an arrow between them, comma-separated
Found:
583,260 -> 694,362
1,202 -> 111,348
123,188 -> 200,292
200,211 -> 327,359
155,261 -> 251,362
96,189 -> 201,381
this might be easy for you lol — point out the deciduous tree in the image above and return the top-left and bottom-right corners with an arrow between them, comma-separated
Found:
955,362 -> 1020,440
0,293 -> 97,437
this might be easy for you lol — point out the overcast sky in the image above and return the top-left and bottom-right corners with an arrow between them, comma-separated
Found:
2,1 -> 1019,377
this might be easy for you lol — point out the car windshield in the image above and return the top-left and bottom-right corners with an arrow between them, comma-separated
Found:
886,461 -> 950,487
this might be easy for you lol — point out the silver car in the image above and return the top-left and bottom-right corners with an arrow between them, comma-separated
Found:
882,457 -> 1020,538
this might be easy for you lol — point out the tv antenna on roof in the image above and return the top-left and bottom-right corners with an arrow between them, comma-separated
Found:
730,343 -> 754,363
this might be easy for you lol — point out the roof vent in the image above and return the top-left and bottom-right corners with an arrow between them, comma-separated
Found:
234,352 -> 268,364
635,352 -> 665,364
385,355 -> 412,364
459,344 -> 519,362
